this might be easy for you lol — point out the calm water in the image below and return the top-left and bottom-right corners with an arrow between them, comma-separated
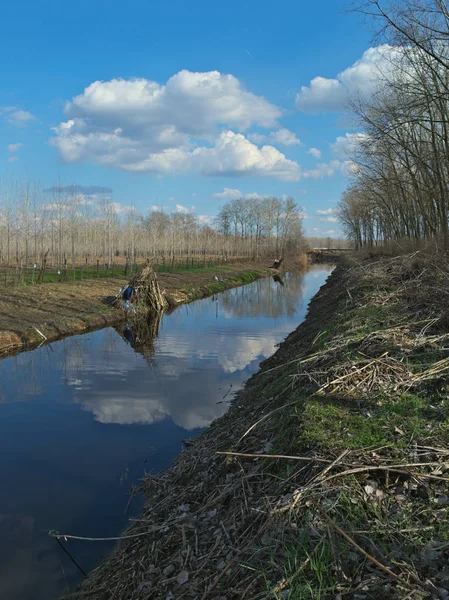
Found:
0,266 -> 332,600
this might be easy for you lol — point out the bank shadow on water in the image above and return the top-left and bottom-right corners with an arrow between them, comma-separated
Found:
0,265 -> 333,600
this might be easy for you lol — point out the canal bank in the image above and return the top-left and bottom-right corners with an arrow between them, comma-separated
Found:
0,262 -> 279,358
68,252 -> 449,600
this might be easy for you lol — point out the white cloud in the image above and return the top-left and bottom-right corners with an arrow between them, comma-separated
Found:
247,132 -> 266,145
212,188 -> 262,200
213,188 -> 246,200
50,71 -> 302,180
175,203 -> 195,214
72,194 -> 95,206
271,128 -> 301,146
64,70 -> 280,135
342,161 -> 361,176
7,156 -> 19,163
307,147 -> 321,159
295,45 -> 401,113
107,201 -> 135,214
192,132 -> 300,180
331,132 -> 368,159
303,160 -> 342,179
9,110 -> 35,126
7,143 -> 23,153
248,128 -> 300,146
330,133 -> 368,177
1,107 -> 35,126
308,227 -> 341,237
45,188 -> 100,206
53,122 -> 301,181
118,131 -> 301,180
320,216 -> 339,223
198,215 -> 214,225
43,197 -> 99,212
317,208 -> 338,215
296,77 -> 345,113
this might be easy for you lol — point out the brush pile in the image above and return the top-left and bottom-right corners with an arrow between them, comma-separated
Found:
116,260 -> 167,313
64,251 -> 449,600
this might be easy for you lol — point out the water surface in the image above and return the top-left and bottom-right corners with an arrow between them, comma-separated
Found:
0,265 -> 332,599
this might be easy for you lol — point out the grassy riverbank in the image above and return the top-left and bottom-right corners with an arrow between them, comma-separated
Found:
67,252 -> 449,600
0,263 -> 273,358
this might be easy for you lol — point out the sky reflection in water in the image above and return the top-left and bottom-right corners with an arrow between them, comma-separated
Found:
0,265 -> 332,600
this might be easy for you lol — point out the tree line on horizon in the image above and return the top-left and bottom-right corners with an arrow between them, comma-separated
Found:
339,0 -> 449,250
0,180 -> 324,267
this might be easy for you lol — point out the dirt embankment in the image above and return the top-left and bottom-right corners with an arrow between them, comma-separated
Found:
0,263 -> 273,358
66,252 -> 449,600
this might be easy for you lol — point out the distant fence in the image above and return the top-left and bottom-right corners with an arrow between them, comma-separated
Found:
0,254 -> 250,287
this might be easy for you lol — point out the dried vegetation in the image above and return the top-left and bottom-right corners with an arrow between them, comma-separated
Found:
65,251 -> 449,600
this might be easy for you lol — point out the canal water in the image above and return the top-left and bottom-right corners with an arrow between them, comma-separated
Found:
0,265 -> 332,600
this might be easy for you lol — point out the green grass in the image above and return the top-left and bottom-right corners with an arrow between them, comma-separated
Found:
269,544 -> 337,599
0,265 -> 139,285
181,270 -> 266,299
270,390 -> 449,456
299,392 -> 434,449
257,529 -> 339,599
0,261 -> 241,286
155,263 -> 231,274
239,270 -> 265,282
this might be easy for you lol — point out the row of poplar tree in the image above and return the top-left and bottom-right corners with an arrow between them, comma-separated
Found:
0,181 -> 306,266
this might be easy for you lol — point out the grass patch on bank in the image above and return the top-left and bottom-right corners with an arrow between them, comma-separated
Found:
181,269 -> 267,299
265,533 -> 339,599
299,392 -> 440,450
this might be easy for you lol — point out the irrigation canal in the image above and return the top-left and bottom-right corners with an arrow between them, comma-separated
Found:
0,265 -> 333,600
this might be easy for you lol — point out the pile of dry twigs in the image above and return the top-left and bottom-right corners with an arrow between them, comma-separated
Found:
116,259 -> 167,313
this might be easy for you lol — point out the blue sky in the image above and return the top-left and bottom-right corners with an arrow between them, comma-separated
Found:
0,0 -> 377,236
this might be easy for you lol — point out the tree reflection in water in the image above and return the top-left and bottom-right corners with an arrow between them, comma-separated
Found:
219,270 -> 307,319
116,311 -> 164,367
